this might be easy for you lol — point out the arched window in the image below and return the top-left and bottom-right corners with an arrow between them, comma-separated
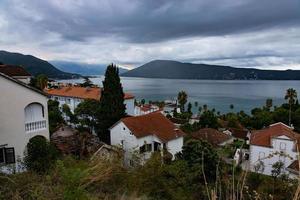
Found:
24,103 -> 46,132
24,103 -> 44,123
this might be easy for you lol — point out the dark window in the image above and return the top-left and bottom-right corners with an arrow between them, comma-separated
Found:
4,148 -> 15,164
145,144 -> 152,152
139,145 -> 146,153
0,148 -> 4,163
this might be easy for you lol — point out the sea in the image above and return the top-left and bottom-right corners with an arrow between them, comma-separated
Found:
59,76 -> 300,114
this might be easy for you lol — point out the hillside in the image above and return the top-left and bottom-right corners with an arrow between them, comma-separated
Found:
122,60 -> 300,80
50,60 -> 128,76
0,50 -> 80,79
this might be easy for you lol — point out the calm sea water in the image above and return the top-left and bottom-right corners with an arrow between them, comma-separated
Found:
59,77 -> 300,114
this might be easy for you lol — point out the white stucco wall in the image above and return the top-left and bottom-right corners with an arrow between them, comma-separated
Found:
110,121 -> 183,165
250,136 -> 298,176
0,76 -> 49,170
125,99 -> 135,116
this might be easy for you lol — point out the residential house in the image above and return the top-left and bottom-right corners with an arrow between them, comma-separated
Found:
46,85 -> 135,115
0,64 -> 31,84
110,112 -> 185,166
191,128 -> 234,147
134,104 -> 160,116
223,128 -> 251,144
249,122 -> 300,177
0,72 -> 49,173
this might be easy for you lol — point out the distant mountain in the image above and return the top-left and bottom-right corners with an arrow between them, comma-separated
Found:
122,60 -> 300,80
51,60 -> 128,76
0,50 -> 79,79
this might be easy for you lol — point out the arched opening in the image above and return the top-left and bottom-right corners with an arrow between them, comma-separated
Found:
24,103 -> 46,132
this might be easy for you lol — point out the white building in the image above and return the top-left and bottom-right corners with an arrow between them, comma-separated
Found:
110,112 -> 185,165
0,72 -> 49,173
249,122 -> 300,178
134,104 -> 160,116
46,86 -> 135,115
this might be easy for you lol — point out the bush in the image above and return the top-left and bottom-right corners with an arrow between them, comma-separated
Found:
24,136 -> 59,173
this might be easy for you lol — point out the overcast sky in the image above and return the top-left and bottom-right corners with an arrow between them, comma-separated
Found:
0,0 -> 300,69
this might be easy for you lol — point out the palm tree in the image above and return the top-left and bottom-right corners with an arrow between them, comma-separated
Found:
194,101 -> 198,107
285,88 -> 297,126
36,74 -> 48,90
230,104 -> 234,110
177,91 -> 188,112
203,104 -> 208,112
265,98 -> 273,111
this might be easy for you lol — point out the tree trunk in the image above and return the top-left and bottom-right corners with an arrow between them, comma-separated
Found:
289,104 -> 292,126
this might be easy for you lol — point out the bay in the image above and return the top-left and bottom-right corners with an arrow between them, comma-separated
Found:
59,77 -> 300,114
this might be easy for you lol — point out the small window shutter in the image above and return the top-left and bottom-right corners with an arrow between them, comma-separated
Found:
5,148 -> 15,164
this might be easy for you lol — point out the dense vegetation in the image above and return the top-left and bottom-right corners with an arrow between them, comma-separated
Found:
122,60 -> 300,80
0,50 -> 79,79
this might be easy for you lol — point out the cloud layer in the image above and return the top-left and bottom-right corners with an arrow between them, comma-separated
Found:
0,0 -> 300,69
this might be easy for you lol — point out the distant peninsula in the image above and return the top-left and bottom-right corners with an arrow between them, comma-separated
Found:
122,60 -> 300,80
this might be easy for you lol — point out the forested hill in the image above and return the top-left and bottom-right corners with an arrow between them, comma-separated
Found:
122,60 -> 300,80
0,50 -> 80,79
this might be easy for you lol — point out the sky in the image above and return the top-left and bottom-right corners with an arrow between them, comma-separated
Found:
0,0 -> 300,70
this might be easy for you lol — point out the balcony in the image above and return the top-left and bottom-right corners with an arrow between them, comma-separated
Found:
25,120 -> 47,133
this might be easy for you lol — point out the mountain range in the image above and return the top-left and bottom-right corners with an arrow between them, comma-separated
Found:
50,60 -> 128,76
0,50 -> 80,79
122,60 -> 300,80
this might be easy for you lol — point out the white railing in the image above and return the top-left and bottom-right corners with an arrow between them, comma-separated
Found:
25,120 -> 47,133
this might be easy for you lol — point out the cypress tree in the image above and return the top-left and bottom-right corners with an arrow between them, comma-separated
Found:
97,64 -> 126,143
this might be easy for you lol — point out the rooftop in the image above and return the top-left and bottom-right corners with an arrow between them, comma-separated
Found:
46,86 -> 134,100
0,64 -> 31,77
120,112 -> 185,142
191,128 -> 232,146
250,122 -> 300,147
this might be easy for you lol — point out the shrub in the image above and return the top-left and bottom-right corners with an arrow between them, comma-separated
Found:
24,136 -> 59,173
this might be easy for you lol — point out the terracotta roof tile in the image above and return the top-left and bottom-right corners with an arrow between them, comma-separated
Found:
229,128 -> 249,140
191,128 -> 232,146
46,86 -> 134,100
121,112 -> 185,142
0,64 -> 31,76
250,122 -> 300,147
287,160 -> 299,172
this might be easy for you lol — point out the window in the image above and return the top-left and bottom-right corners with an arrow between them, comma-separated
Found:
139,144 -> 152,153
129,132 -> 133,135
259,152 -> 265,160
4,148 -> 15,164
25,103 -> 44,122
123,127 -> 126,130
66,98 -> 71,104
280,142 -> 286,150
0,148 -> 4,164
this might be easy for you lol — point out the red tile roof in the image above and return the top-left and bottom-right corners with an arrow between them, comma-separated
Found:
191,128 -> 232,146
287,160 -> 299,173
121,112 -> 185,142
250,122 -> 300,147
229,128 -> 249,140
0,64 -> 31,77
46,86 -> 134,100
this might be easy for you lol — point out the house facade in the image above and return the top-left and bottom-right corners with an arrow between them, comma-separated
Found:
110,112 -> 184,165
0,72 -> 49,173
134,104 -> 160,116
46,86 -> 135,116
249,122 -> 299,177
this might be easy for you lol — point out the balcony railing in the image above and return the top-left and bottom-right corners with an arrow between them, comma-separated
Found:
25,120 -> 47,133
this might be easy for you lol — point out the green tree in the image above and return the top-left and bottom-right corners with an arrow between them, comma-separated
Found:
285,88 -> 297,125
203,104 -> 208,112
199,110 -> 218,128
62,104 -> 76,123
141,99 -> 146,105
273,107 -> 289,125
80,77 -> 93,87
24,136 -> 58,173
96,64 -> 126,143
179,139 -> 219,181
48,100 -> 64,133
36,74 -> 48,90
194,101 -> 198,107
265,98 -> 273,111
230,104 -> 234,110
75,99 -> 100,132
177,91 -> 188,112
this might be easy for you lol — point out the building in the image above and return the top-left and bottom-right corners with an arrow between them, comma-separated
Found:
191,128 -> 234,147
0,64 -> 31,84
110,112 -> 185,165
134,104 -> 160,116
46,85 -> 135,115
249,122 -> 300,177
223,128 -> 251,143
0,72 -> 49,173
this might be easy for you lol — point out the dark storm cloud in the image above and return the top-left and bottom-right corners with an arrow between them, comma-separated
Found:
3,0 -> 300,43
